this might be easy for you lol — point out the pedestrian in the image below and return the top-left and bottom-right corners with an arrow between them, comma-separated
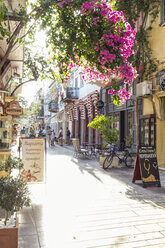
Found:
58,127 -> 63,146
20,126 -> 26,137
12,127 -> 18,145
35,128 -> 39,137
66,127 -> 71,145
29,127 -> 35,138
51,129 -> 56,146
38,127 -> 43,137
47,127 -> 52,147
42,127 -> 46,137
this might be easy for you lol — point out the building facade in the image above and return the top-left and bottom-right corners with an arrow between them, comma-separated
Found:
134,2 -> 165,167
45,68 -> 101,144
101,81 -> 136,150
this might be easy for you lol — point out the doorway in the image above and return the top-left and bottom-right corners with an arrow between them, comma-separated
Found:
120,111 -> 125,147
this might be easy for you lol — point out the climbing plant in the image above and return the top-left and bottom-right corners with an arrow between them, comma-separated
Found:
115,0 -> 160,80
43,0 -> 137,104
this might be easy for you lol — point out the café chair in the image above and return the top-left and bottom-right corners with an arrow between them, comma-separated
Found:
72,138 -> 89,158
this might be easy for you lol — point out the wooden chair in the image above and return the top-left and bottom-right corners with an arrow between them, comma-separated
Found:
72,138 -> 89,158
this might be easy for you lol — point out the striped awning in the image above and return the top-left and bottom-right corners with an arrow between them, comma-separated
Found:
64,90 -> 99,120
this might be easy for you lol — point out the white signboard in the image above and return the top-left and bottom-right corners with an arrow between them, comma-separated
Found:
21,138 -> 46,182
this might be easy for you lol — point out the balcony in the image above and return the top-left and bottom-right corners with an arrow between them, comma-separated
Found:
63,87 -> 79,102
48,101 -> 59,113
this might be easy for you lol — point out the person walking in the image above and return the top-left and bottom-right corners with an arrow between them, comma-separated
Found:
47,127 -> 52,147
38,127 -> 43,137
66,127 -> 71,145
58,127 -> 63,146
51,129 -> 56,146
29,127 -> 35,138
12,127 -> 18,145
42,127 -> 46,137
20,127 -> 26,137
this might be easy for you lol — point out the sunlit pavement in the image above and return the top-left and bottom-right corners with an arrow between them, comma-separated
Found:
18,144 -> 165,248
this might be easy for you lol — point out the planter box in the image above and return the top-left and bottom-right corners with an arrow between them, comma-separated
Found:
99,156 -> 119,168
99,156 -> 105,168
0,219 -> 18,248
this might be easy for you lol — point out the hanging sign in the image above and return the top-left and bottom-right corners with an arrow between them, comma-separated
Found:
132,147 -> 161,187
5,96 -> 17,103
6,101 -> 23,115
21,138 -> 46,182
96,100 -> 104,109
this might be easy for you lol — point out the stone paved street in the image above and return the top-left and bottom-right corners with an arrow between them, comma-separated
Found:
18,144 -> 165,248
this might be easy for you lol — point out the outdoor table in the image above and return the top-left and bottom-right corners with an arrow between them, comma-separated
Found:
85,143 -> 102,152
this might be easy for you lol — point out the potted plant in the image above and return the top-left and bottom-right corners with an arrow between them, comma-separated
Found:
88,115 -> 119,167
0,155 -> 31,248
0,155 -> 24,175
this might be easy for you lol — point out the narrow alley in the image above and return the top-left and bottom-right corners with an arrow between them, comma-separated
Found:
18,144 -> 165,248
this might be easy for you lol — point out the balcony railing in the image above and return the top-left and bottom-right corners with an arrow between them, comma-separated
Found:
63,87 -> 79,102
48,101 -> 59,113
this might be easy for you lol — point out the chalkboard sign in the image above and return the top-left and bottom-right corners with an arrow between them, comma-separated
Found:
132,148 -> 161,187
96,100 -> 104,109
139,152 -> 160,187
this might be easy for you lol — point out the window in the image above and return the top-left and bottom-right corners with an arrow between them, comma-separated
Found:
161,0 -> 165,24
127,111 -> 133,136
67,79 -> 71,86
71,74 -> 74,87
75,77 -> 78,88
80,78 -> 84,88
139,116 -> 156,148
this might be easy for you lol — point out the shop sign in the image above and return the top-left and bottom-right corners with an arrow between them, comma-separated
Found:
96,100 -> 104,109
6,101 -> 23,115
21,138 -> 46,182
5,96 -> 17,103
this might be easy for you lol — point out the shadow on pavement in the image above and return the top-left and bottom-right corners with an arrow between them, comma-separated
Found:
104,167 -> 165,209
47,144 -> 165,209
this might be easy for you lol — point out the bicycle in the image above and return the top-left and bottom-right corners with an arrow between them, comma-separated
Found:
103,144 -> 134,169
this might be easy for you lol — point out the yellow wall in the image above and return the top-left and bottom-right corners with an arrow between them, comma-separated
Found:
142,98 -> 165,167
149,10 -> 165,70
156,118 -> 165,167
143,98 -> 154,115
144,7 -> 165,167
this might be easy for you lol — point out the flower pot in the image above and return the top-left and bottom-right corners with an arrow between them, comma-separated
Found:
0,218 -> 18,248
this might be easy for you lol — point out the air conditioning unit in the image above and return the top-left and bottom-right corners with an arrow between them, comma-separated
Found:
136,81 -> 152,97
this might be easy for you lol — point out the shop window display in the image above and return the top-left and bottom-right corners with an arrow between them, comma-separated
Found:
0,116 -> 12,151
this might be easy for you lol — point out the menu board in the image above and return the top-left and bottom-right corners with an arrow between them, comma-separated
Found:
139,152 -> 160,186
132,147 -> 161,187
21,138 -> 46,182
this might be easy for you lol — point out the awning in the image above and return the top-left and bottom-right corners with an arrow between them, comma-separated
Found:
153,91 -> 165,120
